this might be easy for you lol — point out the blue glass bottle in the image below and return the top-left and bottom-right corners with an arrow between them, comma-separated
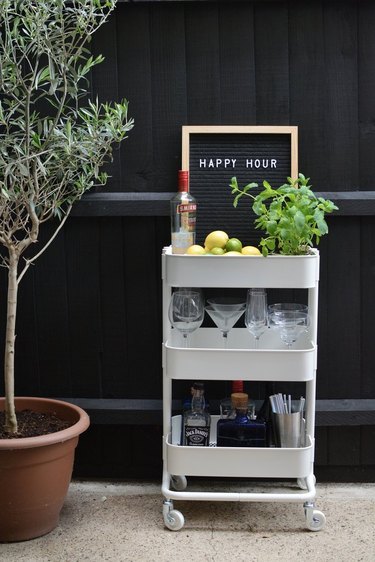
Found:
216,393 -> 266,447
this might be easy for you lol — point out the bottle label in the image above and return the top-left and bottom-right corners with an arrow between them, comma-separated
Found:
184,426 -> 209,446
177,203 -> 196,214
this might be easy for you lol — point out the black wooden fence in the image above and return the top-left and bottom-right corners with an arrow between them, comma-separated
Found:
1,0 -> 375,480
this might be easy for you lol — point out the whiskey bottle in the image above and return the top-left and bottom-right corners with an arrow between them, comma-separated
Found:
183,382 -> 210,446
170,170 -> 197,254
216,392 -> 266,447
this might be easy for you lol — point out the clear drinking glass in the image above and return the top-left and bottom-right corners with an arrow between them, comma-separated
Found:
205,298 -> 246,347
269,310 -> 310,349
245,288 -> 268,348
168,290 -> 204,347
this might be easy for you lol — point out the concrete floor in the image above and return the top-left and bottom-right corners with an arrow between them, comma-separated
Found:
1,480 -> 374,562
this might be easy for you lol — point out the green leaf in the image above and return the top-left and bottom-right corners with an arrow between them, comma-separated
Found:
294,210 -> 305,232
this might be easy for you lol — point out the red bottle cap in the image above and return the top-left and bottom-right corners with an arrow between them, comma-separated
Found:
232,380 -> 244,393
178,170 -> 189,192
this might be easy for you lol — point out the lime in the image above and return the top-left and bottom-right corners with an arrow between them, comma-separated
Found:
241,246 -> 261,256
204,230 -> 229,250
210,247 -> 226,255
185,245 -> 206,255
226,238 -> 243,253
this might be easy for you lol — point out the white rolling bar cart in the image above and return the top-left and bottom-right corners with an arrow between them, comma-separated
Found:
161,246 -> 326,531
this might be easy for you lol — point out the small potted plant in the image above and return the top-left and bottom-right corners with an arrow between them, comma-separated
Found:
230,174 -> 338,256
0,0 -> 133,541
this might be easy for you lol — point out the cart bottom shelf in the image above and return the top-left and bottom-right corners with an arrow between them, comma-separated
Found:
166,416 -> 314,479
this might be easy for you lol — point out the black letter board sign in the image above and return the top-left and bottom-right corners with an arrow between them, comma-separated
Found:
182,126 -> 298,245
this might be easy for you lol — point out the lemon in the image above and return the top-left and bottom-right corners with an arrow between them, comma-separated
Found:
186,245 -> 206,255
210,247 -> 226,255
226,238 -> 243,253
241,246 -> 261,256
224,250 -> 243,256
204,230 -> 229,250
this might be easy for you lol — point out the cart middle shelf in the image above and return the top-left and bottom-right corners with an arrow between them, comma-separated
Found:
163,328 -> 316,382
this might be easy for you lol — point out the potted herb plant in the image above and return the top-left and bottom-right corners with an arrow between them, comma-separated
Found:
230,174 -> 338,255
0,0 -> 133,541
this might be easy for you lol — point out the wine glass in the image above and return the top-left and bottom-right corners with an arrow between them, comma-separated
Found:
245,288 -> 268,348
205,298 -> 246,347
269,310 -> 309,349
168,290 -> 204,347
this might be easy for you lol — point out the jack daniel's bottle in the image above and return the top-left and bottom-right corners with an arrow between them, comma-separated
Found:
183,382 -> 210,446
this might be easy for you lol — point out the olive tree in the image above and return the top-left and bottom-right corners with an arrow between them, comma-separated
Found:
0,0 -> 133,433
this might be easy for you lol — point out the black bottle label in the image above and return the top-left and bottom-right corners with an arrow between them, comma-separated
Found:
184,426 -> 209,446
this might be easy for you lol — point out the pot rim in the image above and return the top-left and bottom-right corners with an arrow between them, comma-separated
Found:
0,396 -> 90,450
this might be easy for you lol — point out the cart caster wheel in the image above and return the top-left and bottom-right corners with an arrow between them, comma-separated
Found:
164,509 -> 185,531
171,475 -> 187,491
306,509 -> 326,531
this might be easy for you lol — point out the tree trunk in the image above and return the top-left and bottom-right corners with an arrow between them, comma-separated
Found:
4,248 -> 19,434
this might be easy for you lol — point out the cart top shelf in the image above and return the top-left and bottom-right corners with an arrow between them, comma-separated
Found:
162,246 -> 319,289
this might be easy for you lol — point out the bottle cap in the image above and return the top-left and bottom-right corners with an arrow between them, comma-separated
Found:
178,170 -> 189,191
232,380 -> 244,393
231,392 -> 248,409
192,382 -> 204,391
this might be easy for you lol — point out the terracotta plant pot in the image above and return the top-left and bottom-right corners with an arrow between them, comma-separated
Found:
0,397 -> 90,542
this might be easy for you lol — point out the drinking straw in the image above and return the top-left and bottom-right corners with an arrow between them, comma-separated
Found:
299,396 -> 305,414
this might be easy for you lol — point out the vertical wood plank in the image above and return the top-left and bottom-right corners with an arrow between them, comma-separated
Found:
184,3 -> 221,123
98,218 -> 128,398
122,217 -> 162,399
65,218 -> 103,396
360,217 -> 375,399
317,217 -> 361,399
12,270 -> 41,396
322,1 -> 359,189
358,2 -> 375,189
327,427 -> 361,466
91,12 -> 122,192
33,224 -> 72,396
289,2 -> 325,184
361,427 -> 375,465
218,2 -> 256,124
149,3 -> 188,186
254,2 -> 290,124
116,4 -> 154,192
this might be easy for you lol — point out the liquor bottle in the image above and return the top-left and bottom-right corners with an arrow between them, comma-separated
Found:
216,392 -> 266,447
170,170 -> 197,254
180,382 -> 208,444
183,382 -> 210,446
182,381 -> 210,413
219,380 -> 244,419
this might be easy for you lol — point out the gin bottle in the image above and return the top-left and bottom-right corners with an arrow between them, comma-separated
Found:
183,383 -> 210,446
170,170 -> 197,254
216,393 -> 266,447
220,380 -> 244,419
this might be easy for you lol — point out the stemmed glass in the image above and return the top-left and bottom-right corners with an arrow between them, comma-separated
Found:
269,310 -> 309,349
205,298 -> 246,347
245,288 -> 268,348
168,290 -> 204,347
